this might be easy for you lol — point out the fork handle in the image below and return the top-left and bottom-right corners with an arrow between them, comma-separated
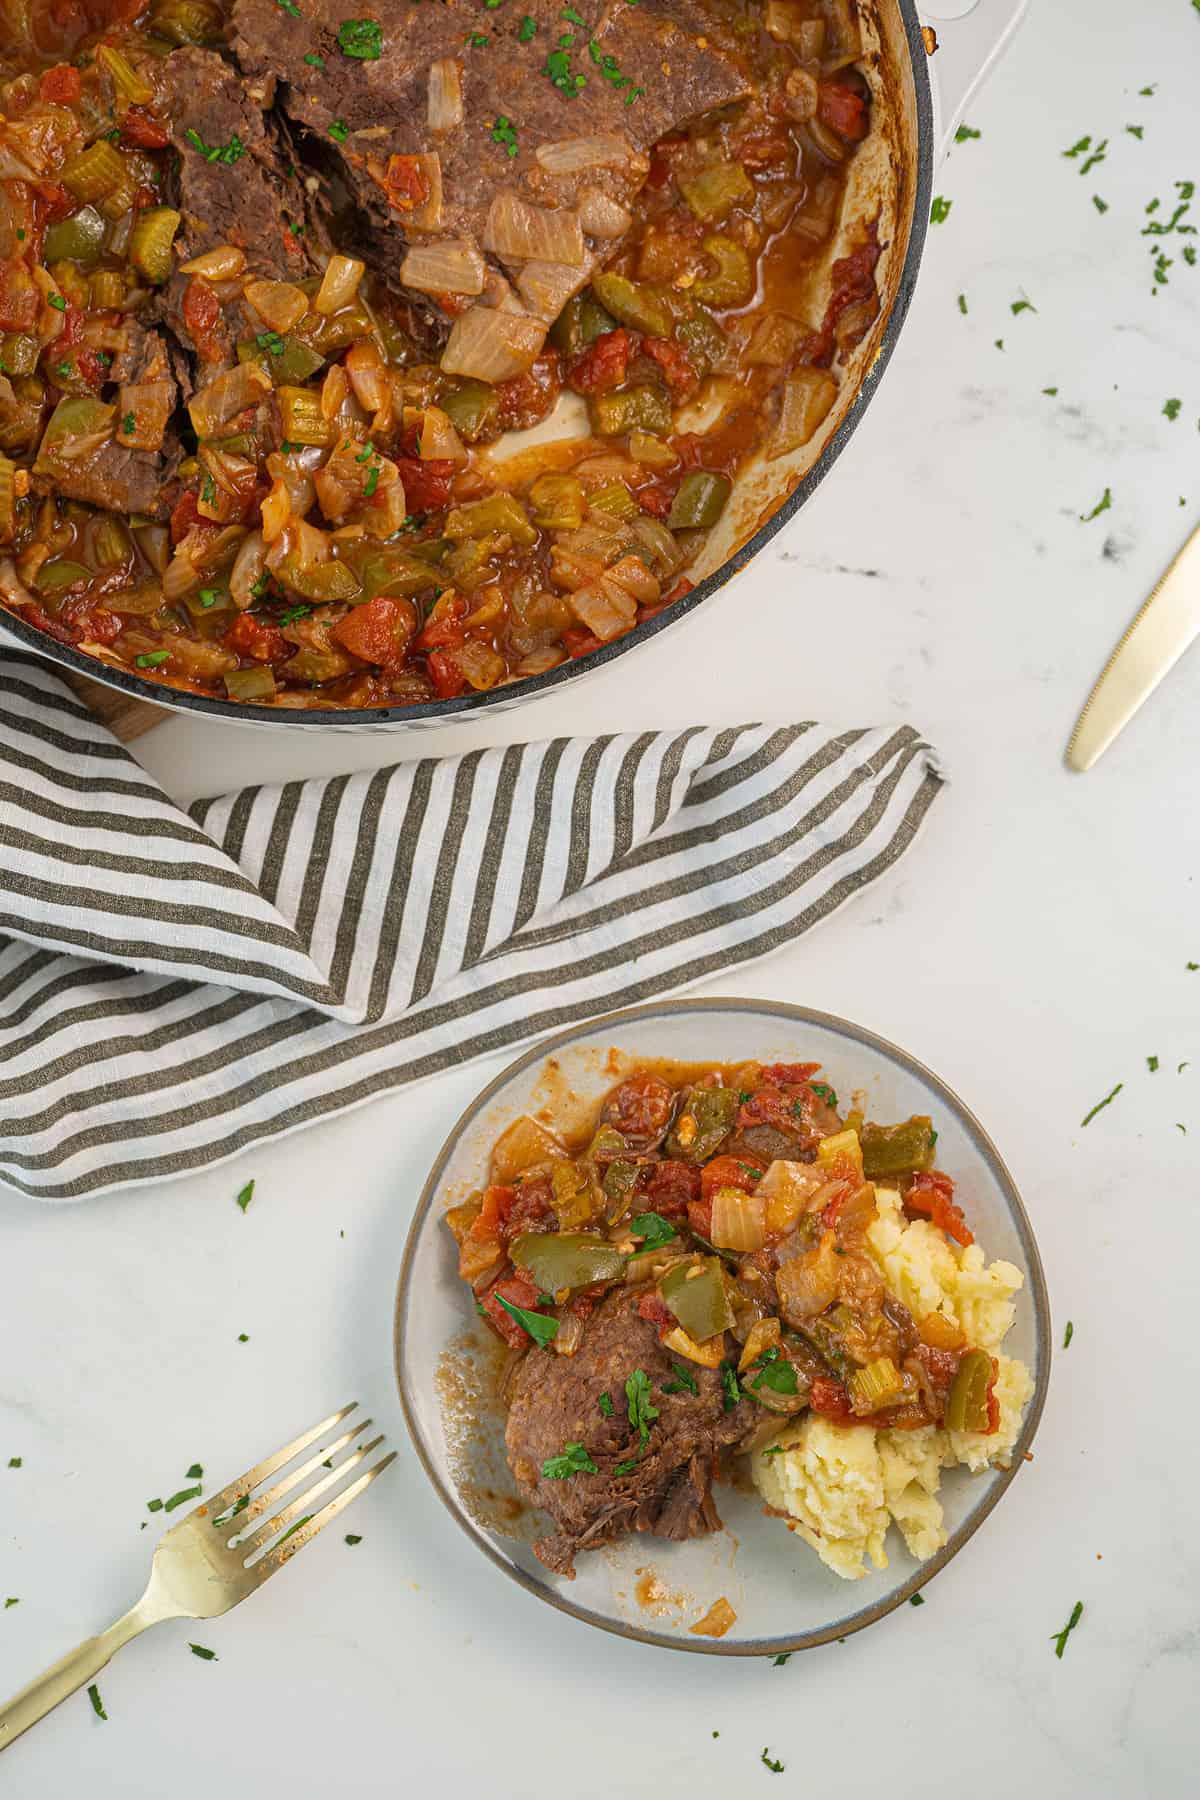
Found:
0,1602 -> 156,1754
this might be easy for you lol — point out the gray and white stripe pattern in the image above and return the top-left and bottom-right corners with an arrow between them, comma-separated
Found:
0,657 -> 944,1201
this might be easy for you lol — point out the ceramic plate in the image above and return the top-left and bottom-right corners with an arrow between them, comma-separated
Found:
394,999 -> 1050,1654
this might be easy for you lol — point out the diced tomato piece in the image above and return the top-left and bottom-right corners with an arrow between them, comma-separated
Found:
736,1087 -> 790,1132
561,627 -> 604,659
818,81 -> 870,143
912,1341 -> 961,1398
761,1062 -> 821,1088
181,277 -> 224,363
494,352 -> 561,433
663,576 -> 694,603
392,455 -> 456,512
19,600 -> 78,646
809,1376 -> 854,1421
686,1195 -> 714,1238
380,153 -> 431,213
905,1170 -> 973,1247
0,258 -> 38,332
224,612 -> 289,664
80,607 -> 120,645
641,1160 -> 700,1217
74,346 -> 106,388
645,137 -> 685,191
636,1292 -> 674,1333
121,106 -> 170,150
330,594 -> 417,668
39,64 -> 81,104
504,1175 -> 555,1240
33,180 -> 75,223
634,480 -> 676,520
168,491 -> 204,545
481,1271 -> 545,1349
641,336 -> 697,399
426,648 -> 465,699
566,328 -> 631,396
415,591 -> 467,651
700,1154 -> 762,1202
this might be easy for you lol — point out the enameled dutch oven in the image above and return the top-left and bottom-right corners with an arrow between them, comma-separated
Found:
0,0 -> 1027,730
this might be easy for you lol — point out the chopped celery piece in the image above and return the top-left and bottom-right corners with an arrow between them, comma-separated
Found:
444,492 -> 537,546
0,333 -> 38,378
667,470 -> 731,530
286,559 -> 362,604
589,272 -> 673,339
945,1349 -> 993,1433
860,1118 -> 935,1179
628,430 -> 677,470
528,472 -> 585,530
678,163 -> 754,223
346,545 -> 440,600
60,140 -> 126,204
693,235 -> 754,309
676,305 -> 725,372
128,208 -> 181,285
43,206 -> 106,268
589,384 -> 672,437
588,482 -> 638,520
238,335 -> 325,386
276,385 -> 334,447
224,665 -> 277,701
848,1357 -> 905,1412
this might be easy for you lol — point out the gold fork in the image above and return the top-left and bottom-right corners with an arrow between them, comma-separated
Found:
0,1402 -> 395,1754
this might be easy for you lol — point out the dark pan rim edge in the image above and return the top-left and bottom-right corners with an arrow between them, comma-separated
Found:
392,994 -> 1051,1657
0,0 -> 935,729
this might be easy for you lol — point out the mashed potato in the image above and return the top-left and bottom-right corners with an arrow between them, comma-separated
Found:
752,1187 -> 1034,1580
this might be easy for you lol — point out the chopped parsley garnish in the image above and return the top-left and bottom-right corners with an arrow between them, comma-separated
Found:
585,38 -> 642,101
929,195 -> 952,224
236,1179 -> 254,1212
1051,1600 -> 1083,1659
490,114 -> 519,157
134,650 -> 169,667
749,1349 -> 798,1395
909,1592 -> 925,1606
277,604 -> 311,626
772,1650 -> 791,1662
541,1440 -> 598,1479
55,359 -> 72,379
625,1367 -> 659,1443
256,330 -> 286,356
345,1533 -> 362,1545
199,587 -> 223,608
186,1463 -> 203,1480
1147,1054 -> 1160,1072
163,1484 -> 202,1513
275,0 -> 301,13
518,12 -> 536,38
304,52 -> 325,67
121,410 -> 136,436
47,292 -> 67,312
363,464 -> 380,499
88,1682 -> 107,1720
720,1360 -> 741,1410
467,31 -> 488,44
1081,1081 -> 1122,1125
1093,195 -> 1109,213
661,1360 -> 699,1396
1063,1320 -> 1074,1349
761,1749 -> 784,1774
598,1390 -> 614,1417
1163,398 -> 1182,421
337,19 -> 382,58
494,1293 -> 559,1346
7,1457 -> 21,1469
1125,124 -> 1143,139
811,1082 -> 838,1107
630,1210 -> 677,1253
200,474 -> 216,505
954,123 -> 981,142
329,118 -> 350,143
189,1643 -> 217,1660
1010,296 -> 1037,315
184,127 -> 245,166
1043,386 -> 1058,395
4,1597 -> 18,1608
544,45 -> 586,97
237,1332 -> 249,1343
1080,487 -> 1112,522
761,1444 -> 787,1458
957,293 -> 968,313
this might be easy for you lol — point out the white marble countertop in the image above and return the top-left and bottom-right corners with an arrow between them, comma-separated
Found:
3,1 -> 1198,1793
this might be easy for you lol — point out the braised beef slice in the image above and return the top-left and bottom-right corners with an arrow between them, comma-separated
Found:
505,1287 -> 753,1578
34,324 -> 183,517
231,0 -> 751,315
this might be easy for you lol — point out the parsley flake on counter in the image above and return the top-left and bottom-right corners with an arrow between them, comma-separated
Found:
1177,1122 -> 1188,1135
598,1390 -> 614,1417
1139,84 -> 1156,95
761,1748 -> 785,1774
237,1332 -> 249,1343
7,1457 -> 21,1468
957,293 -> 968,314
1063,134 -> 1092,158
541,1441 -> 598,1478
1080,140 -> 1108,175
188,1643 -> 217,1660
164,1484 -> 202,1513
1063,1320 -> 1074,1348
1188,961 -> 1199,971
329,118 -> 349,142
772,1651 -> 791,1664
345,1533 -> 362,1545
1092,194 -> 1109,213
490,114 -> 519,156
88,1682 -> 107,1720
186,1463 -> 203,1481
1043,386 -> 1058,395
1081,1080 -> 1122,1125
1051,1600 -> 1083,1659
662,1360 -> 699,1397
1163,398 -> 1182,420
1080,487 -> 1112,522
909,1592 -> 925,1606
954,123 -> 980,142
147,1496 -> 163,1511
494,1293 -> 558,1346
338,18 -> 382,58
994,338 -> 1004,350
4,1597 -> 18,1608
929,195 -> 951,224
1010,297 -> 1037,316
1125,124 -> 1144,139
1147,1054 -> 1160,1072
236,1180 -> 254,1212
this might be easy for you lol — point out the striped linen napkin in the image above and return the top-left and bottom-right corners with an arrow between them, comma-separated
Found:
0,655 -> 944,1201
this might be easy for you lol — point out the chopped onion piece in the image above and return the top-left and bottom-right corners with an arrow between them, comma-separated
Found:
535,134 -> 632,174
400,238 -> 486,297
768,368 -> 838,459
737,1316 -> 781,1374
427,58 -> 464,132
344,339 -> 389,414
604,552 -> 660,604
369,151 -> 444,231
481,268 -> 527,314
567,572 -> 638,641
577,187 -> 633,240
314,253 -> 365,317
440,306 -> 547,381
661,1325 -> 725,1368
516,258 -> 589,323
189,363 -> 272,438
229,528 -> 267,609
484,191 -> 586,267
710,1185 -> 766,1252
419,403 -> 468,466
117,379 -> 171,451
243,279 -> 309,333
162,546 -> 199,601
179,244 -> 247,280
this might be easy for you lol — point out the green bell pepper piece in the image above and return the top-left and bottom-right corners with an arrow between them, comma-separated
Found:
510,1232 -> 626,1294
438,378 -> 499,443
660,1257 -> 735,1341
945,1348 -> 993,1433
589,272 -> 673,339
589,384 -> 673,438
667,471 -> 731,530
675,304 -> 726,375
550,292 -> 619,354
34,558 -> 91,594
665,1085 -> 739,1162
224,665 -> 277,701
860,1118 -> 936,1179
445,492 -> 537,546
678,163 -> 754,223
43,205 -> 106,268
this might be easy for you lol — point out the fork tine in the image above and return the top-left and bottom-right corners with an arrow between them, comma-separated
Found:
248,1450 -> 398,1585
201,1402 -> 359,1524
240,1434 -> 387,1553
213,1418 -> 373,1534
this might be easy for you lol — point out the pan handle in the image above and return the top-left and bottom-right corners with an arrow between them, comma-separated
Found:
922,0 -> 1029,155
